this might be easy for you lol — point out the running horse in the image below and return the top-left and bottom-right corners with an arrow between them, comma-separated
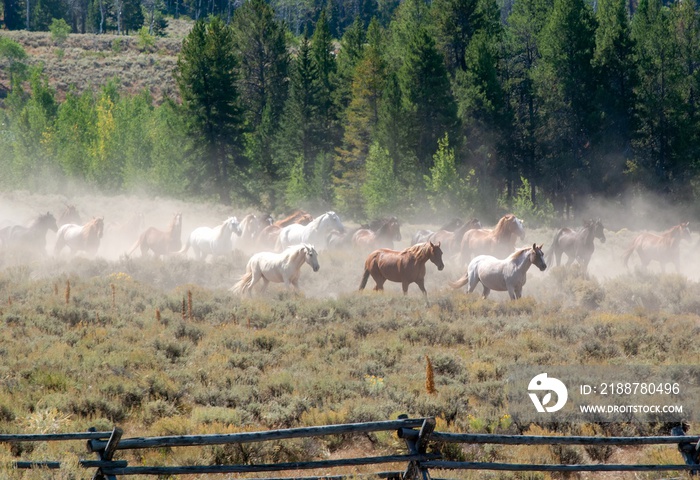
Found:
57,204 -> 82,227
412,218 -> 464,245
54,217 -> 104,256
257,210 -> 314,251
352,217 -> 402,250
231,244 -> 320,296
233,213 -> 273,251
128,213 -> 183,258
459,214 -> 525,263
0,212 -> 58,255
451,243 -> 547,300
359,241 -> 444,299
622,222 -> 691,273
428,218 -> 482,255
179,216 -> 241,260
277,211 -> 345,250
546,218 -> 606,271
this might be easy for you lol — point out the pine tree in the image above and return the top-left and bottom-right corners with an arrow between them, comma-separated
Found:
312,9 -> 338,149
398,26 -> 458,170
535,0 -> 597,213
175,17 -> 243,204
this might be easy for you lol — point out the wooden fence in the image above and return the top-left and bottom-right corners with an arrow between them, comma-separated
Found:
0,416 -> 698,479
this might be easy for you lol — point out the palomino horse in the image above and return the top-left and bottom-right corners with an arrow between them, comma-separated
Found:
546,218 -> 606,271
412,218 -> 464,245
231,244 -> 320,296
54,217 -> 104,256
451,243 -> 546,300
128,213 -> 183,258
460,214 -> 525,263
352,217 -> 402,250
428,218 -> 482,254
256,210 -> 314,251
0,212 -> 58,254
277,211 -> 345,250
359,241 -> 444,298
622,222 -> 691,273
179,216 -> 241,260
57,204 -> 82,227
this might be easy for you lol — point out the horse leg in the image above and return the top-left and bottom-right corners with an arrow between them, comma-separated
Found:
481,287 -> 491,299
514,285 -> 523,300
402,281 -> 410,295
415,278 -> 429,302
507,286 -> 517,300
372,275 -> 385,292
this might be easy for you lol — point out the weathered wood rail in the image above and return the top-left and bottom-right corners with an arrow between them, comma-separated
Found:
0,417 -> 698,479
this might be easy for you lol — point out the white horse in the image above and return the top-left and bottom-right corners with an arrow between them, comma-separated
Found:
231,244 -> 320,296
179,216 -> 241,260
54,217 -> 104,257
451,244 -> 546,300
277,212 -> 345,250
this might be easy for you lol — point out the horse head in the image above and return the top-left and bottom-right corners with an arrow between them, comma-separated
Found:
513,217 -> 526,240
94,217 -> 105,238
59,204 -> 82,227
303,244 -> 320,272
680,222 -> 691,241
42,212 -> 59,232
468,218 -> 482,229
226,216 -> 242,237
321,211 -> 345,234
530,243 -> 547,271
594,218 -> 606,243
428,241 -> 445,271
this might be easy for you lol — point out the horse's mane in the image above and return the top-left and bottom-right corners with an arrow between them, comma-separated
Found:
507,245 -> 532,259
492,214 -> 515,238
404,242 -> 434,262
276,210 -> 310,226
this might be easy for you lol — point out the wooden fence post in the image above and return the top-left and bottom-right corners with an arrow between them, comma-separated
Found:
89,426 -> 123,480
398,414 -> 435,480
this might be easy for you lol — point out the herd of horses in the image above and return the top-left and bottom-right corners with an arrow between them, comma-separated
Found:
0,205 -> 693,301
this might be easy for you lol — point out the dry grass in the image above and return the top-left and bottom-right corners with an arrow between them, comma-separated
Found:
0,19 -> 191,102
0,191 -> 697,478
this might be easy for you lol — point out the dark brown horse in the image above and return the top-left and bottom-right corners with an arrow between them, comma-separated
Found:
429,218 -> 482,254
352,217 -> 402,250
622,222 -> 691,273
256,210 -> 313,251
128,213 -> 182,258
546,218 -> 606,271
57,204 -> 82,227
460,214 -> 525,263
0,212 -> 58,254
359,241 -> 444,298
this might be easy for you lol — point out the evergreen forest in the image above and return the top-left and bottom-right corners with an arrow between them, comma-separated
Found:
1,0 -> 700,223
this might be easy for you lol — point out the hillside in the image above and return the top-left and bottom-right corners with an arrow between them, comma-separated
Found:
0,19 -> 192,102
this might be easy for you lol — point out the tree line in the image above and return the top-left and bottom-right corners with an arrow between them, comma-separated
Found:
1,0 -> 699,223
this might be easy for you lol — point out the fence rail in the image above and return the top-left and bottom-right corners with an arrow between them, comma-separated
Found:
0,417 -> 697,479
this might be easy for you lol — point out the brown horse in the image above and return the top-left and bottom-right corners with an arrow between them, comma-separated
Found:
460,214 -> 525,263
622,222 -> 691,273
54,217 -> 104,256
411,218 -> 464,245
359,241 -> 444,298
57,204 -> 82,227
256,210 -> 314,251
128,213 -> 182,258
352,217 -> 402,250
546,218 -> 606,271
429,218 -> 482,254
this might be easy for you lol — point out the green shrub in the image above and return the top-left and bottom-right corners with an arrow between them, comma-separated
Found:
49,18 -> 71,46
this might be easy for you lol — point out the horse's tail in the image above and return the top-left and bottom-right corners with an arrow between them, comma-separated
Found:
231,269 -> 253,295
622,237 -> 638,269
449,272 -> 470,289
359,268 -> 371,291
546,229 -> 564,264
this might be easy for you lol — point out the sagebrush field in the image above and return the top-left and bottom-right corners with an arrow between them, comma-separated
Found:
0,191 -> 698,479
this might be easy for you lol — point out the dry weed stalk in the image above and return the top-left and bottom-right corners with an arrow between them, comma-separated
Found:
187,290 -> 193,320
181,297 -> 186,320
65,280 -> 71,305
425,355 -> 436,395
111,283 -> 116,309
155,308 -> 161,323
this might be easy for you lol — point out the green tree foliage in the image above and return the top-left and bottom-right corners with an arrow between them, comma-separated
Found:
335,18 -> 386,215
0,37 -> 28,92
49,17 -> 71,45
398,25 -> 458,170
175,17 -> 243,204
535,0 -> 597,212
333,16 -> 366,112
361,142 -> 402,218
591,0 -> 636,195
311,9 -> 338,149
